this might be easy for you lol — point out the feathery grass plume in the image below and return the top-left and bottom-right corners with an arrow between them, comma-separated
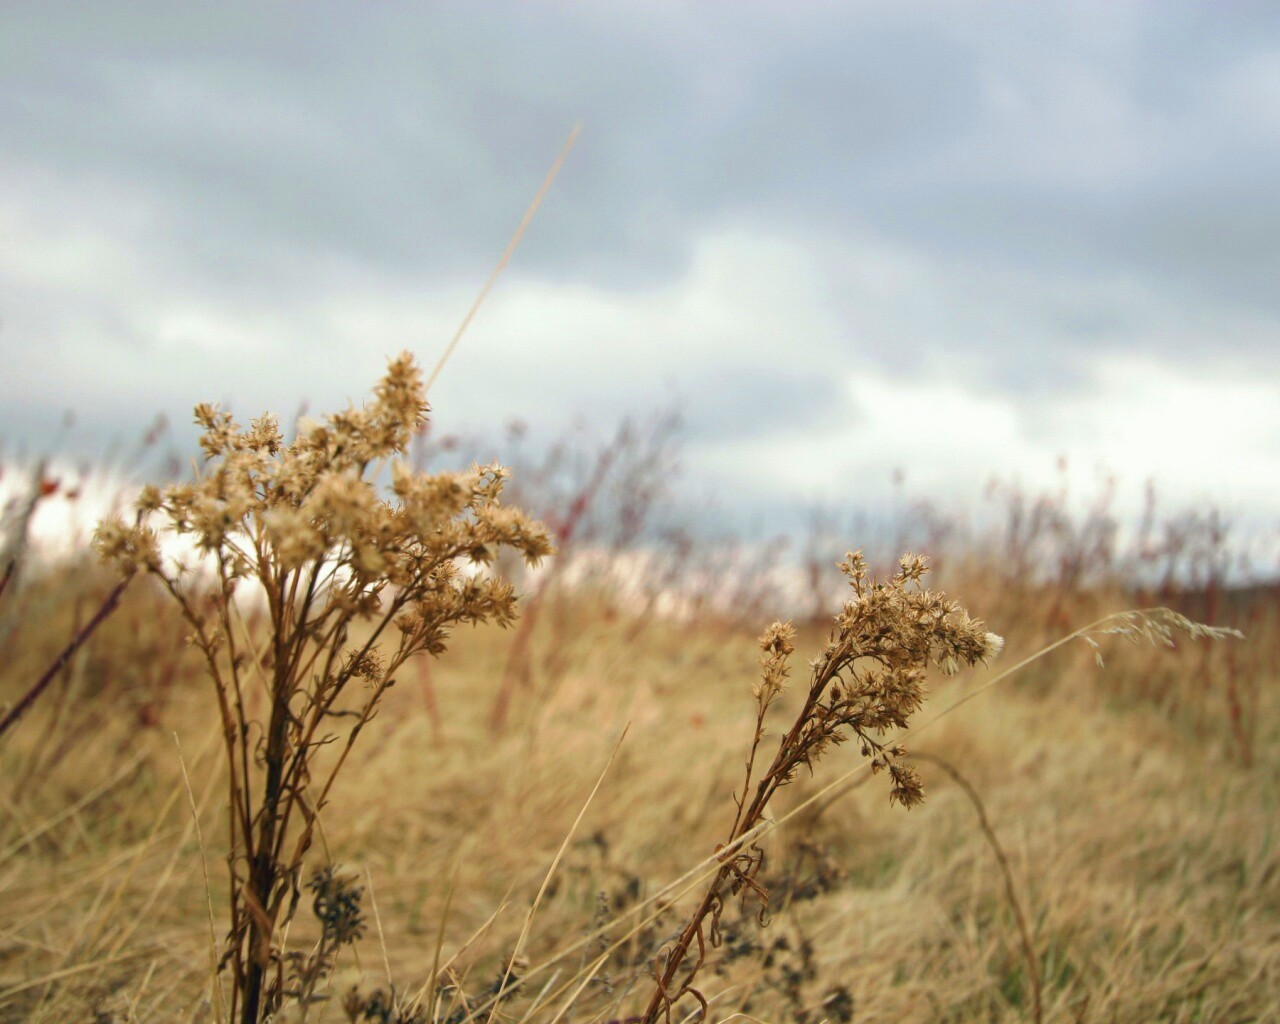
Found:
641,550 -> 1002,1024
93,352 -> 552,1024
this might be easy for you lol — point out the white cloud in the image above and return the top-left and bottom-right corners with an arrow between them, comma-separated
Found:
1053,352 -> 1280,511
694,347 -> 1280,522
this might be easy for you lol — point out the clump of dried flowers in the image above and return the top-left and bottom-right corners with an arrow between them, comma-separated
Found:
642,550 -> 1002,1024
95,352 -> 552,1024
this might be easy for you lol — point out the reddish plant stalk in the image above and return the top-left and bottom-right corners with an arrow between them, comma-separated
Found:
0,575 -> 133,742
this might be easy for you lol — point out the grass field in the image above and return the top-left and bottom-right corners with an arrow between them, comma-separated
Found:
1,358 -> 1275,1024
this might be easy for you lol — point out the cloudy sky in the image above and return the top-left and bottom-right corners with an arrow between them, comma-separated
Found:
2,1 -> 1278,539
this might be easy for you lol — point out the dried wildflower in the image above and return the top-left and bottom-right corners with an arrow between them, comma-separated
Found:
753,621 -> 796,703
642,550 -> 1000,1024
93,352 -> 551,1024
341,985 -> 427,1024
743,550 -> 1002,808
309,865 -> 366,946
343,648 -> 385,685
92,518 -> 161,575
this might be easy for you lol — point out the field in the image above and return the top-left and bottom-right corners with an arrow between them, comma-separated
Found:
0,358 -> 1276,1024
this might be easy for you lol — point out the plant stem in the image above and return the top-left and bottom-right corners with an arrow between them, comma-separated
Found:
0,575 -> 132,742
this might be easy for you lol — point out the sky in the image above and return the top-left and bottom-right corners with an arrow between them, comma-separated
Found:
2,1 -> 1279,546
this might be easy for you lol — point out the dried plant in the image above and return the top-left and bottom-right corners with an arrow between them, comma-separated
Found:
640,550 -> 1004,1024
278,866 -> 368,1018
93,353 -> 552,1024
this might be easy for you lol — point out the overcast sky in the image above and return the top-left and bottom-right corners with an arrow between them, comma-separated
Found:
2,1 -> 1279,540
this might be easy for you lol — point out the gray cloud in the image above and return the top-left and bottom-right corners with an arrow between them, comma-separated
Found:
1,1 -> 1278,525
6,2 -> 1277,307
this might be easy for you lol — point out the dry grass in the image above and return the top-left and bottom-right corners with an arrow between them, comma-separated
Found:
0,363 -> 1276,1023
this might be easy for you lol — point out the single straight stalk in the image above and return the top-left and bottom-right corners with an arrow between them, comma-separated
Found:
0,576 -> 132,741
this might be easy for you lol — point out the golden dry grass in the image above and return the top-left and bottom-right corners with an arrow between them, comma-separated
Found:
0,552 -> 1276,1023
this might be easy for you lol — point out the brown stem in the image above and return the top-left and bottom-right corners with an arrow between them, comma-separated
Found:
640,747 -> 788,1024
640,642 -> 853,1024
0,575 -> 132,741
914,752 -> 1042,1024
240,652 -> 296,1024
643,868 -> 732,1023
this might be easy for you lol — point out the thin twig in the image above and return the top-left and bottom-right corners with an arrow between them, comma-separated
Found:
0,575 -> 132,741
426,123 -> 581,395
913,752 -> 1042,1024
